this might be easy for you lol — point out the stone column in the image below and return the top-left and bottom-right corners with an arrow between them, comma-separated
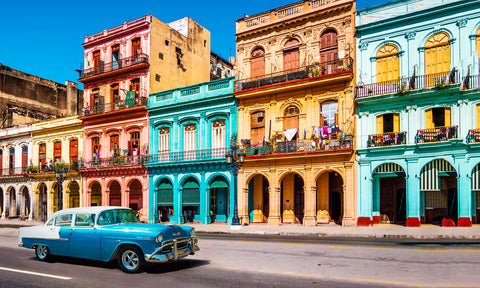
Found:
171,174 -> 183,224
457,159 -> 472,227
199,172 -> 210,224
303,165 -> 316,226
357,163 -> 373,226
343,162 -> 356,226
268,187 -> 281,226
406,159 -> 421,227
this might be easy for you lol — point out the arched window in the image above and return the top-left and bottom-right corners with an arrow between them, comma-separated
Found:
320,101 -> 338,127
212,120 -> 226,158
320,30 -> 338,74
110,135 -> 119,157
376,44 -> 399,83
184,124 -> 197,160
22,146 -> 28,169
425,32 -> 450,75
283,39 -> 300,71
250,47 -> 265,78
159,127 -> 170,162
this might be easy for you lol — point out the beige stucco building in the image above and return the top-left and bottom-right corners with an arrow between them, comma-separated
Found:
235,0 -> 357,226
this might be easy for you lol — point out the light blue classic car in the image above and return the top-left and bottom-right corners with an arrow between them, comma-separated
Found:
18,206 -> 199,273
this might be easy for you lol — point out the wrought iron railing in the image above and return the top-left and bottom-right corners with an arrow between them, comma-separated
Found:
24,162 -> 80,174
416,126 -> 458,143
235,57 -> 353,91
145,148 -> 228,164
467,129 -> 480,143
81,97 -> 148,116
82,156 -> 143,168
368,132 -> 407,147
356,70 -> 460,98
461,75 -> 480,90
78,54 -> 149,79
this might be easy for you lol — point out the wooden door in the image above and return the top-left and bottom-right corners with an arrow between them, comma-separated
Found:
54,141 -> 62,162
69,139 -> 78,163
132,38 -> 141,56
250,48 -> 265,78
283,39 -> 299,71
22,146 -> 28,169
320,30 -> 338,74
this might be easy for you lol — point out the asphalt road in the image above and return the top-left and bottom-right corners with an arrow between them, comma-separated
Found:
1,233 -> 480,288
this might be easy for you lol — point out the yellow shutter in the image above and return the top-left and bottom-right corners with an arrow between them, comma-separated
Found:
393,113 -> 400,133
425,49 -> 432,75
425,109 -> 433,129
441,45 -> 451,73
444,108 -> 451,127
391,55 -> 399,80
376,58 -> 384,83
477,104 -> 480,129
376,115 -> 383,134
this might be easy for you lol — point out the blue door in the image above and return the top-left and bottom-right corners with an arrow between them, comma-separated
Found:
215,188 -> 228,222
68,213 -> 100,259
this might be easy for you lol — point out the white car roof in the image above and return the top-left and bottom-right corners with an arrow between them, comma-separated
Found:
50,206 -> 131,217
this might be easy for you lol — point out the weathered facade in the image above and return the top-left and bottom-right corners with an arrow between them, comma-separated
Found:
78,15 -> 211,222
235,0 -> 357,226
210,52 -> 235,81
0,63 -> 82,128
356,0 -> 480,227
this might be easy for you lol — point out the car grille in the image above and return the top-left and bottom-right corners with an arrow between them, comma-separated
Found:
161,237 -> 189,252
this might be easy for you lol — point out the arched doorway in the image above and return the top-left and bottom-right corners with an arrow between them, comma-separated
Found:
9,187 -> 17,218
316,171 -> 344,225
420,159 -> 457,225
209,176 -> 229,223
157,179 -> 173,222
372,164 -> 406,225
250,47 -> 265,78
247,175 -> 269,223
182,177 -> 200,223
129,179 -> 143,216
69,181 -> 80,208
38,183 -> 48,221
109,181 -> 121,206
280,173 -> 304,224
91,182 -> 102,206
21,186 -> 30,218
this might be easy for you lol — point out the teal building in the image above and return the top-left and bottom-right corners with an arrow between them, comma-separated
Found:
355,0 -> 480,227
146,77 -> 237,224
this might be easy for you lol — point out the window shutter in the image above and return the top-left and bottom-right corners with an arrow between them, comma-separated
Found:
393,113 -> 400,133
444,107 -> 451,127
334,113 -> 339,126
376,115 -> 384,134
128,141 -> 132,156
425,109 -> 433,129
320,114 -> 325,127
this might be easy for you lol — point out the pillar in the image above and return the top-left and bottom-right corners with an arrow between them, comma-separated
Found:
200,172 -> 210,224
457,173 -> 472,227
406,159 -> 421,227
171,175 -> 183,224
357,163 -> 373,226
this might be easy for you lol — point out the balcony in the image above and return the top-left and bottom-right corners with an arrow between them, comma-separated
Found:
416,126 -> 458,144
467,129 -> 480,143
82,156 -> 143,169
461,75 -> 480,90
24,162 -> 80,174
356,70 -> 460,99
81,97 -> 148,117
368,132 -> 407,147
235,58 -> 353,92
78,54 -> 149,82
144,148 -> 228,165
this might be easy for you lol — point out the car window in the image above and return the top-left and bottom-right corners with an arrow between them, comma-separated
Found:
98,210 -> 115,225
98,209 -> 139,225
55,214 -> 73,227
46,218 -> 54,226
75,213 -> 96,227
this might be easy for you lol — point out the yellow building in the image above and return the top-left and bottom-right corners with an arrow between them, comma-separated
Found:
29,116 -> 83,220
235,0 -> 357,226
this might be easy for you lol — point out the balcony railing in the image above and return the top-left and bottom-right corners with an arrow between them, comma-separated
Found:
81,97 -> 148,116
416,126 -> 458,144
356,70 -> 460,99
467,129 -> 480,143
24,162 -> 80,174
82,156 -> 144,169
368,132 -> 407,147
78,54 -> 149,79
461,75 -> 480,90
235,57 -> 353,92
0,167 -> 26,176
145,148 -> 228,164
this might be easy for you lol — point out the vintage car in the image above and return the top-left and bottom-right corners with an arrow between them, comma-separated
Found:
18,206 -> 199,273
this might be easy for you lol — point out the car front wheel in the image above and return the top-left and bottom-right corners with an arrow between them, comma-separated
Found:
118,246 -> 144,273
35,245 -> 50,261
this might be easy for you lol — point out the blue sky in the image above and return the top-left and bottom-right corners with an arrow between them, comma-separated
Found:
0,0 -> 390,88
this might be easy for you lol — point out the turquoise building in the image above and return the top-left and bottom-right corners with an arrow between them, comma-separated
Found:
356,0 -> 480,227
146,77 -> 237,224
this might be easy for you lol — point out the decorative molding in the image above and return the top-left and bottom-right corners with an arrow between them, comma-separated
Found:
405,31 -> 416,40
406,105 -> 417,111
359,41 -> 369,51
358,111 -> 369,118
418,47 -> 426,52
470,34 -> 477,41
456,18 -> 468,28
457,99 -> 468,106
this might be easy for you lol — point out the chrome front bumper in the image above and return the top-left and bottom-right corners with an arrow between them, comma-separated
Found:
145,236 -> 199,263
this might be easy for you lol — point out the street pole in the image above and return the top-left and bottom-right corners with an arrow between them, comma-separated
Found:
226,143 -> 244,230
58,177 -> 63,211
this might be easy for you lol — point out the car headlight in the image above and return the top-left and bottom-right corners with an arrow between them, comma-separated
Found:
156,233 -> 163,243
190,229 -> 195,237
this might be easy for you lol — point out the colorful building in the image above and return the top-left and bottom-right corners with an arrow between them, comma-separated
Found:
0,124 -> 33,219
235,0 -> 357,226
355,0 -> 480,227
146,77 -> 237,224
29,116 -> 83,221
78,15 -> 211,222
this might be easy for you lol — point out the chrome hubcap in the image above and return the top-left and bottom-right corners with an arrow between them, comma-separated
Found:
37,246 -> 47,258
122,250 -> 139,270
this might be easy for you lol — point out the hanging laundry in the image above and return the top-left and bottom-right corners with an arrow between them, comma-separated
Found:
283,128 -> 298,141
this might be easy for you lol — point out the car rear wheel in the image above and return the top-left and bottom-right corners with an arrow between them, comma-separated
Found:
35,245 -> 50,261
118,246 -> 144,273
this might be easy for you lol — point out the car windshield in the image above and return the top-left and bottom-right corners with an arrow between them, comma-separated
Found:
97,209 -> 139,225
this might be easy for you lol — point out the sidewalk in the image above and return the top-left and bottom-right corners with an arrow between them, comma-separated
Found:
2,218 -> 479,240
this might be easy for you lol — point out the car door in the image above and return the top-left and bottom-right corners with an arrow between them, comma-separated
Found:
51,213 -> 73,256
68,213 -> 100,260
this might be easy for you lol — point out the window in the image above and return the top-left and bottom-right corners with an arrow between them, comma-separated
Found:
376,113 -> 400,134
250,48 -> 265,78
184,124 -> 197,160
9,148 -> 14,171
251,111 -> 265,145
110,135 -> 119,157
0,150 -> 3,171
129,132 -> 140,156
165,40 -> 169,46
111,83 -> 120,103
54,141 -> 61,163
112,44 -> 120,70
283,39 -> 300,71
159,128 -> 170,162
425,107 -> 451,129
132,38 -> 141,56
92,137 -> 100,159
319,30 -> 338,74
55,214 -> 73,227
176,47 -> 183,67
39,143 -> 46,166
425,32 -> 450,75
75,213 -> 95,227
69,139 -> 78,163
376,44 -> 399,83
283,106 -> 299,141
22,146 -> 28,169
98,209 -> 138,226
320,101 -> 338,127
93,50 -> 100,69
212,120 -> 226,158
129,79 -> 140,98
